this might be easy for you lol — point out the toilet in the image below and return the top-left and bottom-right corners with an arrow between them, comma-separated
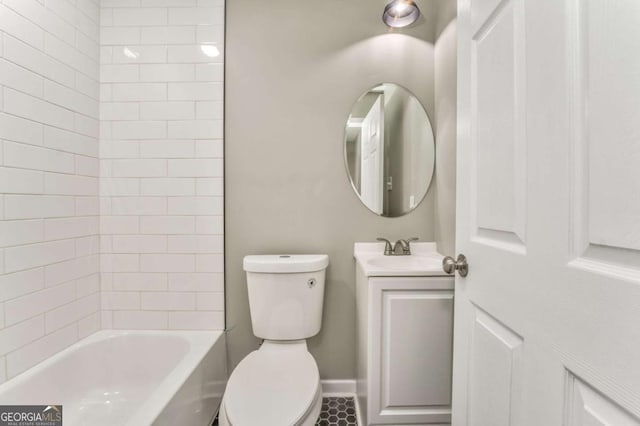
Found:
219,254 -> 329,426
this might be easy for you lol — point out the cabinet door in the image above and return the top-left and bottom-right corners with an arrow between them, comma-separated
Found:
369,277 -> 454,425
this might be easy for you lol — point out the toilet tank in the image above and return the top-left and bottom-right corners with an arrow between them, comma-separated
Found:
243,254 -> 329,340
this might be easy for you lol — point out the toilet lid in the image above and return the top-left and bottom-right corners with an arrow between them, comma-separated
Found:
224,344 -> 320,426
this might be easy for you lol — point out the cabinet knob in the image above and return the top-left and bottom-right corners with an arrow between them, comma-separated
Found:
442,254 -> 469,277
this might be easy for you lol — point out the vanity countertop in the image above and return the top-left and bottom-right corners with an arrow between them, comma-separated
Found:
354,242 -> 450,277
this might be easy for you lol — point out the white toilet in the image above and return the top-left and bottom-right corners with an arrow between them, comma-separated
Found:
219,254 -> 329,426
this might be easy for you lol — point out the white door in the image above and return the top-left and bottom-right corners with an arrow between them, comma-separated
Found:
360,95 -> 385,214
453,0 -> 640,425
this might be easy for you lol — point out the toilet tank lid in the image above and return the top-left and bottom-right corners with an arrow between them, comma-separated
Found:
243,254 -> 329,273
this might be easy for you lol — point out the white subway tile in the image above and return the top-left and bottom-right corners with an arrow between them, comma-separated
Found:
101,102 -> 140,121
0,59 -> 44,97
167,7 -> 222,25
141,0 -> 196,6
4,195 -> 75,220
140,178 -> 195,196
110,197 -> 166,215
112,310 -> 167,330
44,217 -> 98,241
3,142 -> 75,174
6,324 -> 77,379
168,159 -> 223,177
44,33 -> 97,79
195,101 -> 223,119
75,155 -> 100,177
45,173 -> 98,196
45,255 -> 99,287
168,45 -> 221,63
112,159 -> 167,177
46,293 -> 99,333
75,236 -> 100,257
112,121 -> 167,140
100,178 -> 141,197
195,254 -> 223,272
4,282 -> 75,326
76,73 -> 100,100
112,45 -> 167,64
45,126 -> 98,157
168,273 -> 223,292
195,216 -> 224,234
113,235 -> 167,253
76,274 -> 100,297
101,26 -> 141,45
168,82 -> 222,101
197,292 -> 224,311
0,220 -> 44,248
101,253 -> 140,272
168,235 -> 223,253
0,113 -> 44,147
196,177 -> 223,196
140,101 -> 194,120
140,216 -> 195,234
140,254 -> 194,272
113,8 -> 167,26
195,140 -> 223,158
196,25 -> 224,44
112,83 -> 167,101
168,120 -> 222,139
100,216 -> 140,234
3,34 -> 75,89
101,291 -> 140,310
139,140 -> 194,158
101,0 -> 142,7
101,64 -> 140,82
112,273 -> 167,292
139,64 -> 194,82
101,311 -> 113,329
0,316 -> 45,356
44,80 -> 99,118
195,63 -> 223,82
4,88 -> 75,131
168,311 -> 223,330
0,268 -> 45,302
4,240 -> 75,274
78,311 -> 100,338
0,167 -> 44,195
76,196 -> 100,217
100,140 -> 140,158
3,0 -> 75,46
141,292 -> 194,310
167,197 -> 222,215
140,26 -> 195,45
0,4 -> 44,50
75,114 -> 100,138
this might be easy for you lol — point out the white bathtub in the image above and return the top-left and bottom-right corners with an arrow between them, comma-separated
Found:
0,330 -> 227,426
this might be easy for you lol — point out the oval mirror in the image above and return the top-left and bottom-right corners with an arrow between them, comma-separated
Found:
344,83 -> 435,217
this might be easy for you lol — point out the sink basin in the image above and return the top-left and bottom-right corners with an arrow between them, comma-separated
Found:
366,256 -> 435,270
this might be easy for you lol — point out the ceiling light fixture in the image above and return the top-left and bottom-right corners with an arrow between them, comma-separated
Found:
382,0 -> 420,28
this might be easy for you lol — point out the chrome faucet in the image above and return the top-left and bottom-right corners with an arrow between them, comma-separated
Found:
377,237 -> 419,256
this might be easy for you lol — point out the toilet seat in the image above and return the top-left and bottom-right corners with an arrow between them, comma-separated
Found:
223,341 -> 321,426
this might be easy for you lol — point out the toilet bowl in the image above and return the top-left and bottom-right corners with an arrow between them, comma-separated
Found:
219,341 -> 323,426
219,254 -> 329,426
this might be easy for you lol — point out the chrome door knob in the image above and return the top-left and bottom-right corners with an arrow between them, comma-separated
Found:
443,254 -> 469,277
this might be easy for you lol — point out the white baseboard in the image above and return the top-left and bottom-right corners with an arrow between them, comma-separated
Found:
320,379 -> 356,395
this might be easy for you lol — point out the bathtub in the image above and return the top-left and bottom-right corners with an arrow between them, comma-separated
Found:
0,330 -> 227,426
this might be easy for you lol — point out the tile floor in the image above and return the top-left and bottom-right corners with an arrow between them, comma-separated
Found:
213,396 -> 359,425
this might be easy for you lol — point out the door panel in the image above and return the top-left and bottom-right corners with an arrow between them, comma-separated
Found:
455,0 -> 640,425
471,0 -> 527,250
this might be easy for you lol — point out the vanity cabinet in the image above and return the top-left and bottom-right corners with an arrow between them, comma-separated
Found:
355,250 -> 454,426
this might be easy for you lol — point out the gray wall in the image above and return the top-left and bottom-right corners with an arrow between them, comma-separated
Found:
225,0 -> 437,379
434,19 -> 457,257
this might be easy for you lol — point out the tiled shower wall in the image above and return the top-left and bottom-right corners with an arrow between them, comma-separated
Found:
0,0 -> 101,382
99,1 -> 225,330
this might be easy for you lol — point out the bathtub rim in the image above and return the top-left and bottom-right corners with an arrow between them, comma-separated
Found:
0,329 -> 225,426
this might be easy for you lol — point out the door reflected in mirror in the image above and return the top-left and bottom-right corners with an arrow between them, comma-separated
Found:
344,83 -> 435,217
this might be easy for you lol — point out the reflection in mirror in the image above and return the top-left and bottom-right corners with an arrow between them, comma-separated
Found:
344,83 -> 435,217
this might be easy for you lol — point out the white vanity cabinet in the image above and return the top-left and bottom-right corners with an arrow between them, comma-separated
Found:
355,243 -> 454,425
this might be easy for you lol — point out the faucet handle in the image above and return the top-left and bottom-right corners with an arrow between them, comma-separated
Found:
376,238 -> 393,256
402,237 -> 419,254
